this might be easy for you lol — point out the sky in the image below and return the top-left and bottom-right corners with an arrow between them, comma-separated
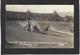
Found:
6,5 -> 74,13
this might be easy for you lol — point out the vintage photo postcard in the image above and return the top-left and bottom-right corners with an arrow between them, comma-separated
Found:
5,5 -> 74,48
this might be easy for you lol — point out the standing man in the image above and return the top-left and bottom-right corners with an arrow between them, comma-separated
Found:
27,21 -> 31,31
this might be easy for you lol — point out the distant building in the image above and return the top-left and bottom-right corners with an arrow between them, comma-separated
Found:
6,11 -> 73,22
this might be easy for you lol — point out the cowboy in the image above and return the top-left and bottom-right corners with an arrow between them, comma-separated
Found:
27,21 -> 31,31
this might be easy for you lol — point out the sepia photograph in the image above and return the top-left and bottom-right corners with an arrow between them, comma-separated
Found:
5,5 -> 74,48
